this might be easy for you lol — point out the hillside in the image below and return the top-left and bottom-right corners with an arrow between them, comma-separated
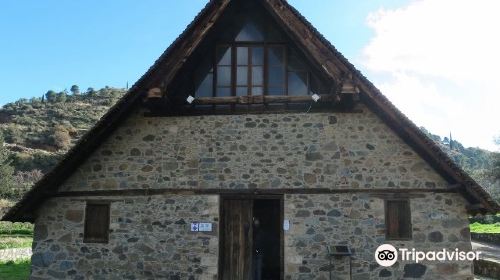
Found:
0,87 -> 125,208
420,128 -> 494,172
0,88 -> 498,207
1,87 -> 125,170
420,128 -> 499,201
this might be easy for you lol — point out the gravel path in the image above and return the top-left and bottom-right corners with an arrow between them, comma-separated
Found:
472,241 -> 500,263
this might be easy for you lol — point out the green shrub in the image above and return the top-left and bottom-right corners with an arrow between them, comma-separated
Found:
0,236 -> 32,249
0,222 -> 33,235
470,222 -> 500,233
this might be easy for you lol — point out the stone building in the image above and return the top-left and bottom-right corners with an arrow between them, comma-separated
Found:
3,0 -> 499,279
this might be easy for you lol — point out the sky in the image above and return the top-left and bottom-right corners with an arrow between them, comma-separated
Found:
0,0 -> 498,151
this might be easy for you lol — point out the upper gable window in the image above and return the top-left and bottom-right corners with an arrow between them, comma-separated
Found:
191,7 -> 329,103
235,46 -> 265,96
216,46 -> 232,97
196,44 -> 320,98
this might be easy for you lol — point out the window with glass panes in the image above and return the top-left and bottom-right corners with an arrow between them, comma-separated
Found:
213,45 -> 290,97
236,46 -> 264,96
216,46 -> 232,97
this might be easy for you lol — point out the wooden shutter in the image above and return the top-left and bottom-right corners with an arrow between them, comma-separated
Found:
386,200 -> 412,240
84,203 -> 110,243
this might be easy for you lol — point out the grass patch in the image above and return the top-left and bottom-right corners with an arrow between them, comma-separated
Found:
0,236 -> 32,249
470,222 -> 500,233
0,259 -> 30,280
0,222 -> 33,236
0,222 -> 33,249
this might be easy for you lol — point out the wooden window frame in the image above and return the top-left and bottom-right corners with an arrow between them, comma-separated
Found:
234,46 -> 265,96
214,45 -> 233,98
266,44 -> 287,96
214,43 -> 288,98
384,199 -> 412,241
83,201 -> 111,244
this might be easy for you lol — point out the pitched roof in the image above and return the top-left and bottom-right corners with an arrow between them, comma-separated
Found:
3,0 -> 498,222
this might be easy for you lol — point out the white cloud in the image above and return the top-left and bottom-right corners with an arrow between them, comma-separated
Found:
361,0 -> 500,151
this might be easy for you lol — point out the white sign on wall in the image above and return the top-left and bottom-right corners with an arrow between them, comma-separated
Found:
283,219 -> 290,231
191,223 -> 199,232
199,223 -> 213,232
190,222 -> 213,232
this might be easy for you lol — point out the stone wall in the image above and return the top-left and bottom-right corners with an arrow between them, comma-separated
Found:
471,233 -> 500,245
474,259 -> 500,279
32,192 -> 473,280
29,107 -> 476,279
59,106 -> 448,192
31,195 -> 219,279
284,193 -> 473,279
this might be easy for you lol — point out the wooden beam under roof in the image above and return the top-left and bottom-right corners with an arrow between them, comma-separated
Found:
145,82 -> 360,105
192,94 -> 334,105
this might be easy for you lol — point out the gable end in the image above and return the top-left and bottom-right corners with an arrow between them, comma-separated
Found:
3,0 -> 498,222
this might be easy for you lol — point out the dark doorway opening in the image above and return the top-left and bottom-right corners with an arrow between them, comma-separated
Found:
253,199 -> 281,280
220,196 -> 283,280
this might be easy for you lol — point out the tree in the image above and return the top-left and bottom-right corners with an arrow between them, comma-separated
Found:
56,91 -> 67,102
86,87 -> 96,97
13,169 -> 43,190
70,85 -> 80,95
30,97 -> 41,105
16,98 -> 28,104
0,133 -> 15,199
52,125 -> 71,150
493,137 -> 500,180
45,90 -> 57,103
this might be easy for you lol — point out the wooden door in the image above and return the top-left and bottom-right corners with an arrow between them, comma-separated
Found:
222,199 -> 253,280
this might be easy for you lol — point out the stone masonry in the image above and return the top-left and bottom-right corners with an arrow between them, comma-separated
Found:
60,105 -> 447,192
31,104 -> 474,279
285,193 -> 472,279
32,196 -> 219,279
